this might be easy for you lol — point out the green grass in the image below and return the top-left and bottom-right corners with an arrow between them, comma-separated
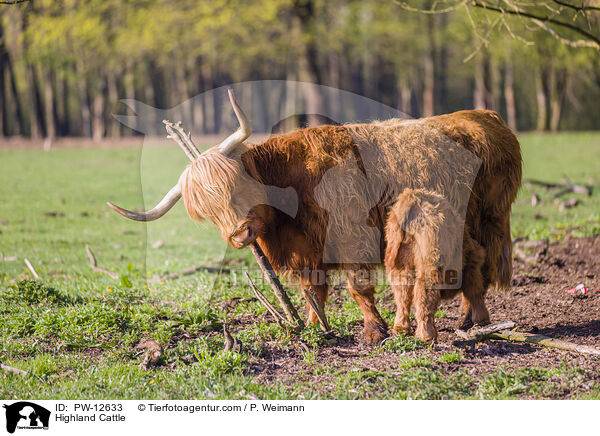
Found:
1,132 -> 599,399
512,132 -> 600,240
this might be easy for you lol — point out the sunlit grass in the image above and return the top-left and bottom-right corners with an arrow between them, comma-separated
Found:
0,133 -> 599,399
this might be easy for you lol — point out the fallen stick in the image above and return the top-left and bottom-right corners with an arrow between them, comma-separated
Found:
303,286 -> 331,333
525,178 -> 590,198
249,242 -> 304,330
245,272 -> 288,327
0,362 -> 28,375
455,321 -> 516,341
222,324 -> 243,352
153,264 -> 230,281
85,245 -> 119,280
489,330 -> 600,356
553,182 -> 591,198
455,321 -> 600,356
526,179 -> 559,189
23,258 -> 40,280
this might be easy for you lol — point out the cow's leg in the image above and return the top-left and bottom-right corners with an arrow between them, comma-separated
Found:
346,269 -> 388,345
389,270 -> 413,335
413,278 -> 440,342
462,286 -> 490,326
458,239 -> 490,329
457,295 -> 474,331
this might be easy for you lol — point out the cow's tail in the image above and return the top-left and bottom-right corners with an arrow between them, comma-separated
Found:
496,217 -> 513,291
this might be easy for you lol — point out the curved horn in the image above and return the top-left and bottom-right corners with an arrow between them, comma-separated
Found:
107,185 -> 181,222
218,89 -> 253,155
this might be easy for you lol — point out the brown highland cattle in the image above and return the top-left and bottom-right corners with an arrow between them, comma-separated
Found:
108,90 -> 522,344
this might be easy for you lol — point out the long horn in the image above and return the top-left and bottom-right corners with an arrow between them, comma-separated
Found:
218,89 -> 252,155
107,185 -> 181,222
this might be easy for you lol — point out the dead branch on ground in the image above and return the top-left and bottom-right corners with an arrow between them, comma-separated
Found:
456,321 -> 600,356
525,178 -> 591,198
85,245 -> 119,279
455,321 -> 516,341
0,362 -> 28,375
223,324 -> 243,352
489,330 -> 600,356
23,258 -> 40,280
245,272 -> 288,327
152,264 -> 230,282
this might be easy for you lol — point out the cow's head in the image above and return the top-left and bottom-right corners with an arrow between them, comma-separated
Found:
108,90 -> 268,248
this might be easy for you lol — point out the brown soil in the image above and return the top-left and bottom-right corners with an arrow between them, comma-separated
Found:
246,235 -> 600,398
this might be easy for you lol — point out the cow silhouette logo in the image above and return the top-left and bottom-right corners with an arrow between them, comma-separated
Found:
2,402 -> 50,433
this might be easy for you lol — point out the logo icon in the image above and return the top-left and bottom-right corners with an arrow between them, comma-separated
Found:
3,402 -> 50,434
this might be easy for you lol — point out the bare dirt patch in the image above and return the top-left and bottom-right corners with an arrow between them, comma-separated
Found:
247,236 -> 600,398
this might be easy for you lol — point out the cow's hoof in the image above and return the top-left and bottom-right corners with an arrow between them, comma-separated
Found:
456,308 -> 474,331
415,326 -> 437,343
364,322 -> 389,345
472,310 -> 490,327
392,324 -> 412,336
456,317 -> 474,331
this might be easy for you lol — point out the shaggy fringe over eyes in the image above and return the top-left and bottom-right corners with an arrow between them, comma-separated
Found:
178,148 -> 266,238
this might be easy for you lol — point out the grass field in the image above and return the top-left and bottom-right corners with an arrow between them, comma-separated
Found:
1,132 -> 599,399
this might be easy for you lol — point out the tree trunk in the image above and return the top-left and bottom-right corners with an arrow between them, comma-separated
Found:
473,55 -> 486,110
75,60 -> 91,138
174,64 -> 191,126
107,70 -> 119,138
488,57 -> 500,111
535,66 -> 547,132
91,80 -> 105,143
292,0 -> 323,125
200,63 -> 214,134
6,57 -> 24,136
144,65 -> 157,135
503,59 -> 517,131
26,65 -> 42,140
42,68 -> 55,142
421,13 -> 435,117
435,14 -> 448,114
328,51 -> 341,121
398,74 -> 412,116
55,72 -> 66,136
123,61 -> 136,135
549,67 -> 567,132
0,41 -> 5,136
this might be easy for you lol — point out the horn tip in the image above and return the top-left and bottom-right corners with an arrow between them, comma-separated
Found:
106,201 -> 123,214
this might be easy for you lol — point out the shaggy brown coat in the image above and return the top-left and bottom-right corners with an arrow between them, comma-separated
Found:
179,109 -> 522,344
384,188 -> 486,341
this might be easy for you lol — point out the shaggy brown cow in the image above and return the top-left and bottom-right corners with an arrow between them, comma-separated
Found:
108,90 -> 522,344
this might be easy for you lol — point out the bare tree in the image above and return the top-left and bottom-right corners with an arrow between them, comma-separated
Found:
397,0 -> 600,50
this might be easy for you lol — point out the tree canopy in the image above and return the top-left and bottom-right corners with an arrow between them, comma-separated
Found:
0,0 -> 598,141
